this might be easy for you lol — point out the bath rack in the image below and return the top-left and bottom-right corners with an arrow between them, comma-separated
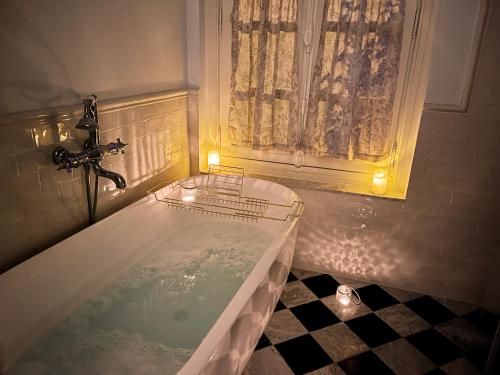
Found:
147,165 -> 304,223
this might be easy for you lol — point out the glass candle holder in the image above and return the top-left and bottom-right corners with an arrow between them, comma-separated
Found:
208,150 -> 220,166
372,170 -> 388,195
336,284 -> 361,306
336,284 -> 352,306
181,181 -> 197,202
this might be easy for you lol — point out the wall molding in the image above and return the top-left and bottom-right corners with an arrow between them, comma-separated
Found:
0,89 -> 199,127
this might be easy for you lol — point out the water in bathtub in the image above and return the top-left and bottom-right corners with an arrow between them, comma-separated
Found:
9,221 -> 273,374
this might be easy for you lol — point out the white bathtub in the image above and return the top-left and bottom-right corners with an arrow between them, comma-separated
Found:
0,176 -> 302,374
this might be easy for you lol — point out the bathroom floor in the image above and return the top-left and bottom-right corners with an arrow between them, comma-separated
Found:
243,268 -> 498,375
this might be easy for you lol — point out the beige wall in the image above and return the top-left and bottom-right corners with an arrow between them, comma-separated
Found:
293,1 -> 500,311
0,0 -> 188,115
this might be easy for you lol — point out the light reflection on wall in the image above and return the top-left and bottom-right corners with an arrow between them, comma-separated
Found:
293,188 -> 406,288
101,110 -> 189,197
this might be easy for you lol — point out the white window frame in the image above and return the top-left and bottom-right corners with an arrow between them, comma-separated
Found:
199,0 -> 440,199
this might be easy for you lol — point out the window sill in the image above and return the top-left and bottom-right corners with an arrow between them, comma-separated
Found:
200,154 -> 407,200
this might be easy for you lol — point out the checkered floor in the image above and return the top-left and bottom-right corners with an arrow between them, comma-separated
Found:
243,268 -> 498,375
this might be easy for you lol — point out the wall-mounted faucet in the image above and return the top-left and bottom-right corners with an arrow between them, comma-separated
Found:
53,95 -> 127,224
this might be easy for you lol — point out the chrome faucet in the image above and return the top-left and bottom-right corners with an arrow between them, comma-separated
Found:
53,95 -> 127,223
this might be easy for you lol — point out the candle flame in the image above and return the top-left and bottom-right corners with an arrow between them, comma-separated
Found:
208,151 -> 220,165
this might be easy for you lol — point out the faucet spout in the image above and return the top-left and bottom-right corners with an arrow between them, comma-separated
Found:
94,164 -> 127,189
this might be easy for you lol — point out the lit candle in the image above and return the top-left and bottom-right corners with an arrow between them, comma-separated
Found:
372,170 -> 388,195
208,150 -> 220,166
181,182 -> 197,202
336,285 -> 352,306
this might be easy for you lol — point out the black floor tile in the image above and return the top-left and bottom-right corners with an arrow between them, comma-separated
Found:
274,300 -> 286,312
345,313 -> 400,348
255,333 -> 272,350
287,272 -> 298,283
406,329 -> 463,366
338,350 -> 395,375
405,296 -> 456,326
356,285 -> 398,311
301,274 -> 340,298
463,309 -> 499,339
275,334 -> 333,374
290,300 -> 340,331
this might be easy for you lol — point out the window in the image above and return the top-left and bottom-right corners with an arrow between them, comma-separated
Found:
199,0 -> 439,199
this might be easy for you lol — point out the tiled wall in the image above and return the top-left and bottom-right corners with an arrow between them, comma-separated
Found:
293,3 -> 500,310
0,90 -> 196,272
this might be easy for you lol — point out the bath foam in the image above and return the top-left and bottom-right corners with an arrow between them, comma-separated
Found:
9,222 -> 273,375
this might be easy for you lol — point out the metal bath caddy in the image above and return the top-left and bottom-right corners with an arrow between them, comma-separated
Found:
148,165 -> 304,223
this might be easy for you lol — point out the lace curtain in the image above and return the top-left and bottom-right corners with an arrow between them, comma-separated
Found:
228,0 -> 404,161
304,0 -> 405,161
228,0 -> 299,151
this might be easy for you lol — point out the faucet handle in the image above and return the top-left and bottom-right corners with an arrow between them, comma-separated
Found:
57,163 -> 72,173
53,146 -> 73,173
104,138 -> 128,156
115,138 -> 127,154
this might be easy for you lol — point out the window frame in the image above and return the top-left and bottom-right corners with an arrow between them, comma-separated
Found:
199,0 -> 440,199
